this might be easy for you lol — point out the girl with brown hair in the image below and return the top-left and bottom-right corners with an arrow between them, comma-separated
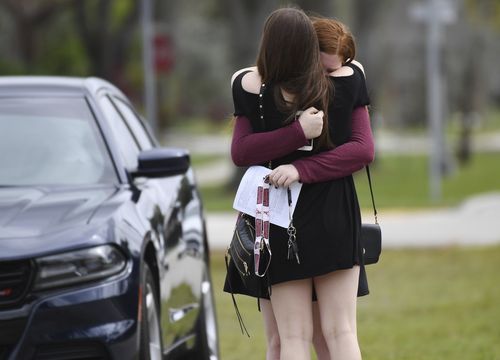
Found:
256,17 -> 370,360
224,9 -> 372,360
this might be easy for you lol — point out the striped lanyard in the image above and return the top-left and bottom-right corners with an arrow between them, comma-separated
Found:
254,175 -> 272,277
256,81 -> 300,269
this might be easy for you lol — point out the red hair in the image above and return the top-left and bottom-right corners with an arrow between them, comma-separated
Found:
312,17 -> 356,65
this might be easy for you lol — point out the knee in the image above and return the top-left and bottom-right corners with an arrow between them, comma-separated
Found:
321,323 -> 357,342
280,325 -> 313,344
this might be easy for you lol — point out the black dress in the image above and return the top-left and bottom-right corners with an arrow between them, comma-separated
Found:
224,62 -> 371,299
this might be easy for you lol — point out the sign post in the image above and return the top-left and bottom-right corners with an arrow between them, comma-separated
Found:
410,0 -> 456,201
141,0 -> 158,135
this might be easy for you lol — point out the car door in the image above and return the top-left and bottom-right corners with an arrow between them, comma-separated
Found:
108,95 -> 205,351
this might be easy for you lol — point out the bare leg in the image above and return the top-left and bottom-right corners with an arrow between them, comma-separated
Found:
314,266 -> 362,360
261,297 -> 330,360
270,278 -> 313,360
312,302 -> 330,360
261,299 -> 281,360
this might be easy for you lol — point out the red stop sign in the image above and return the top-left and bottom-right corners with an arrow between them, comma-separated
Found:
154,34 -> 174,74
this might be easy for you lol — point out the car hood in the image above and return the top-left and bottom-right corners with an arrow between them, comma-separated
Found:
0,185 -> 122,259
0,185 -> 120,238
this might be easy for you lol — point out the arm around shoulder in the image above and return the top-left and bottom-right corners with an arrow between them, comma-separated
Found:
292,106 -> 374,183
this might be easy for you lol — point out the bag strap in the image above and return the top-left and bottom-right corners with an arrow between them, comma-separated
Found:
286,188 -> 300,264
224,251 -> 250,337
254,176 -> 272,277
365,166 -> 378,224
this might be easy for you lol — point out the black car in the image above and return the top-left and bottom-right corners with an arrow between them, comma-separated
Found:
0,77 -> 219,360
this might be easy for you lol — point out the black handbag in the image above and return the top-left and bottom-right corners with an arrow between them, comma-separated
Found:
227,212 -> 256,279
227,211 -> 270,297
225,211 -> 273,337
361,166 -> 382,265
224,213 -> 253,337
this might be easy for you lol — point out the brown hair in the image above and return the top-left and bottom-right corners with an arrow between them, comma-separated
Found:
256,7 -> 332,150
312,17 -> 356,65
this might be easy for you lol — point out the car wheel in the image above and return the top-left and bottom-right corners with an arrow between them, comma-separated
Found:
194,265 -> 219,360
140,264 -> 163,360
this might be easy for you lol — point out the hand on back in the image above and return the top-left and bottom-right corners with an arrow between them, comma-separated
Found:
298,107 -> 324,139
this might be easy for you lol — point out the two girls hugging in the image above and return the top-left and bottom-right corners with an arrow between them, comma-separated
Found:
224,7 -> 374,360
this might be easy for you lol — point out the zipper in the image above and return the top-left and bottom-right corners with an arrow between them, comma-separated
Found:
244,219 -> 255,239
230,247 -> 250,276
235,230 -> 251,256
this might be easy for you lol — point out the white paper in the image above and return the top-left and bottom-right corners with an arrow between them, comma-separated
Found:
233,166 -> 303,228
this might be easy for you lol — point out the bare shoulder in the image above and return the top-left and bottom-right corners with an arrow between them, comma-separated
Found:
240,70 -> 262,94
350,60 -> 366,77
231,66 -> 258,88
329,66 -> 354,78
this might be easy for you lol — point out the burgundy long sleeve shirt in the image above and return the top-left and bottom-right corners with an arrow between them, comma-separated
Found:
231,106 -> 375,183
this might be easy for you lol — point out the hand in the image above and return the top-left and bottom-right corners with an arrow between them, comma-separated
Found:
268,165 -> 300,188
298,107 -> 324,140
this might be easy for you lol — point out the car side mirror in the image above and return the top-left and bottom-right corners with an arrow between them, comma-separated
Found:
131,147 -> 190,179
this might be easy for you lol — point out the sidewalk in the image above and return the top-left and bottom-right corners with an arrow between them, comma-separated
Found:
205,192 -> 500,250
160,130 -> 500,250
162,131 -> 500,156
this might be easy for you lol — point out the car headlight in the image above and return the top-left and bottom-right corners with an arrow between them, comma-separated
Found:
33,245 -> 127,291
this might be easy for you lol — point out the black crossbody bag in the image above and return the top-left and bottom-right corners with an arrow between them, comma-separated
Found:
361,165 -> 382,265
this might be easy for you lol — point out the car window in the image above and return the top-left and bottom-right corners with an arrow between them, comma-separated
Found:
98,95 -> 140,171
111,97 -> 154,150
0,97 -> 117,186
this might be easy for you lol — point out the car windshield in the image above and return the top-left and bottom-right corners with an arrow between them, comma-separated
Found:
0,97 -> 117,186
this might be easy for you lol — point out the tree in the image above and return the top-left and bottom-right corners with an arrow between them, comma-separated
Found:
465,0 -> 500,31
296,0 -> 334,17
220,0 -> 279,68
349,0 -> 381,105
72,0 -> 140,88
0,0 -> 69,71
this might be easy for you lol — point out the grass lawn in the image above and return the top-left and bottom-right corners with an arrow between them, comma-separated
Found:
199,152 -> 500,212
190,153 -> 225,167
210,245 -> 500,360
355,152 -> 500,209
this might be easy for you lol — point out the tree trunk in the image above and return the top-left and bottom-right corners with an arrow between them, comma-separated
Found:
456,31 -> 485,166
222,0 -> 279,67
0,0 -> 68,72
73,0 -> 139,86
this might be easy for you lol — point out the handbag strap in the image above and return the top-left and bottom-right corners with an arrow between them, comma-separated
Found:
287,188 -> 300,264
365,166 -> 378,224
254,176 -> 272,277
